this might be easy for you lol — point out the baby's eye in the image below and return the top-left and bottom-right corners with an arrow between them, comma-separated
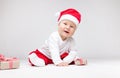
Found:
64,23 -> 67,25
70,25 -> 74,28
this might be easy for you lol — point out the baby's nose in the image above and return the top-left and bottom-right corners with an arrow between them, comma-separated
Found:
66,25 -> 70,29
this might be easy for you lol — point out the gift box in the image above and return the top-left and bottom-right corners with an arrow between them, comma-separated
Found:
74,58 -> 87,66
0,54 -> 20,70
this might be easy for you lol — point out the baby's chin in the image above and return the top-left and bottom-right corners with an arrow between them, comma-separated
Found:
63,34 -> 71,38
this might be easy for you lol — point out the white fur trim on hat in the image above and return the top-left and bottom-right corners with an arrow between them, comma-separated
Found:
58,14 -> 79,26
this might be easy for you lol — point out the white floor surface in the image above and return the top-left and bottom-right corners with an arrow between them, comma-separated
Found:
0,59 -> 120,78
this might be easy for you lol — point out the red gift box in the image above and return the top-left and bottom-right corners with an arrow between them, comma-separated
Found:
0,54 -> 20,70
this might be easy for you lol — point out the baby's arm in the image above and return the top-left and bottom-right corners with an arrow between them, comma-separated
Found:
63,51 -> 77,64
49,42 -> 63,65
48,34 -> 63,65
62,38 -> 78,64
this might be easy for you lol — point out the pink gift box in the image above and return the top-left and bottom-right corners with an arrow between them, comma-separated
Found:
75,58 -> 87,66
0,54 -> 20,70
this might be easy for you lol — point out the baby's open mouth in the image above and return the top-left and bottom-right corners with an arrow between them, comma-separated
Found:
64,30 -> 69,33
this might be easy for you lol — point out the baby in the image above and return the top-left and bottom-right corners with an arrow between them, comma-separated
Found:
28,8 -> 87,66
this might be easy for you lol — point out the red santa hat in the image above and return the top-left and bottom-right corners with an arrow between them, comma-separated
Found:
56,8 -> 81,26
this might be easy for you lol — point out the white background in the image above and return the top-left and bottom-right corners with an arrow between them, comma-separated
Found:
0,0 -> 120,60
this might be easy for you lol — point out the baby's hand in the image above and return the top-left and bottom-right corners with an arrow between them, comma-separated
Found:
56,62 -> 69,66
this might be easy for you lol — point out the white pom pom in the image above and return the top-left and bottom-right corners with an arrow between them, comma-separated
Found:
55,12 -> 60,17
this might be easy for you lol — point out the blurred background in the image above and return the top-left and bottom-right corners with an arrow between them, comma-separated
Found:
0,0 -> 120,60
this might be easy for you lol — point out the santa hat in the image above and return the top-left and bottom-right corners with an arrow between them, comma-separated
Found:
56,8 -> 81,26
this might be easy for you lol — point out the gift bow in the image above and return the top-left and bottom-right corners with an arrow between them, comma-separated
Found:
0,54 -> 5,61
0,54 -> 18,61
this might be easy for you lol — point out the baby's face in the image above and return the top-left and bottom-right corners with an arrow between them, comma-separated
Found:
58,19 -> 77,41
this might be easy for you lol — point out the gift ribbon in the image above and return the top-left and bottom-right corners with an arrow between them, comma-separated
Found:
79,58 -> 83,64
9,61 -> 13,69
